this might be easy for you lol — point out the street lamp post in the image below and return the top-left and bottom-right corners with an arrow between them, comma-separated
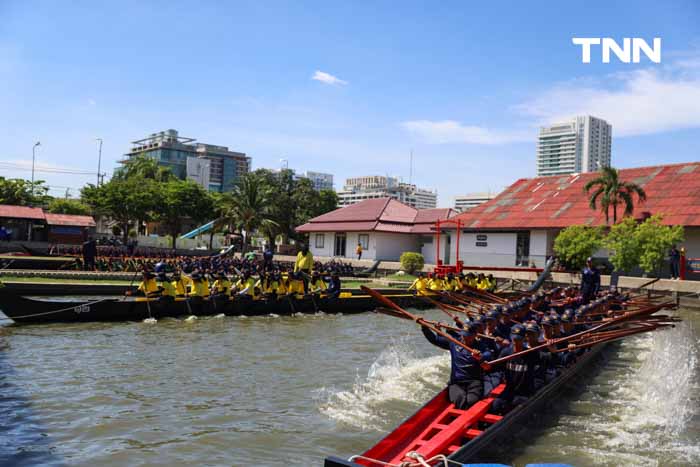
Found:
96,138 -> 103,185
31,141 -> 41,190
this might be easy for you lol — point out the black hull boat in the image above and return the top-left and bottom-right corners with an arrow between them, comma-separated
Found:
0,288 -> 426,325
324,343 -> 606,467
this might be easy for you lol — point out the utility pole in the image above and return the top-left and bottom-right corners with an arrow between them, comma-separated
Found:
96,138 -> 103,186
31,141 -> 41,192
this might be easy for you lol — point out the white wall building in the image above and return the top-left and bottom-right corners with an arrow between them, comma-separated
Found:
301,171 -> 334,191
536,115 -> 612,177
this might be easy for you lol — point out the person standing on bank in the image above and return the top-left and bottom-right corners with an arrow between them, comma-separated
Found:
82,236 -> 97,271
669,245 -> 681,280
580,257 -> 600,304
356,242 -> 363,260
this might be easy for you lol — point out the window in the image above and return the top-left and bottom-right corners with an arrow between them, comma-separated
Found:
315,233 -> 325,249
358,234 -> 369,250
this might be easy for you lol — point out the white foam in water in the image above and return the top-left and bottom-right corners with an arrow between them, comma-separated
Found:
142,318 -> 157,324
184,315 -> 198,322
319,337 -> 449,431
212,313 -> 226,319
566,318 -> 700,465
268,313 -> 280,318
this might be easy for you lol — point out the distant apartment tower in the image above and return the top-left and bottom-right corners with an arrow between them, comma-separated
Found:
454,192 -> 496,212
121,129 -> 251,192
337,175 -> 437,209
536,116 -> 611,177
301,171 -> 334,191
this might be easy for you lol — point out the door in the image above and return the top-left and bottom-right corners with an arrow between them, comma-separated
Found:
334,233 -> 346,257
516,231 -> 530,266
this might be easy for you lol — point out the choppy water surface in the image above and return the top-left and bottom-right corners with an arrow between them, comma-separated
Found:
0,307 -> 698,466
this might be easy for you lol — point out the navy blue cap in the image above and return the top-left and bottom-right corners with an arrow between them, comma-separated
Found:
459,323 -> 477,337
525,322 -> 540,334
485,310 -> 498,321
560,314 -> 571,323
510,324 -> 526,340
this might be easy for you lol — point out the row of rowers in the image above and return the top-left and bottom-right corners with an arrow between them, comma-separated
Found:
129,268 -> 342,300
408,272 -> 497,294
422,289 -> 624,415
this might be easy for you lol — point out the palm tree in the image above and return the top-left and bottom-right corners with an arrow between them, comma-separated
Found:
217,173 -> 278,252
117,155 -> 175,182
584,167 -> 647,224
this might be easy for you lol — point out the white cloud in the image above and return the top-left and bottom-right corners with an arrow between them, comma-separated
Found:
311,70 -> 348,86
88,98 -> 96,106
401,120 -> 530,145
402,53 -> 700,144
516,66 -> 700,137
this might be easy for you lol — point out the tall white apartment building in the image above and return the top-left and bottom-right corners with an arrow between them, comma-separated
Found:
536,116 -> 612,177
337,175 -> 437,209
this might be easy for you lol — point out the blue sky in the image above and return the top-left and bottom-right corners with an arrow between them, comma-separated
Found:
1,0 -> 699,205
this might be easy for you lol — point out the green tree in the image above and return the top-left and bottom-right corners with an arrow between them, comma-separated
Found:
82,177 -> 159,243
218,172 -> 278,251
553,225 -> 604,270
635,215 -> 685,276
154,179 -> 214,249
0,177 -> 51,206
47,198 -> 92,215
584,166 -> 647,224
603,217 -> 641,274
114,155 -> 176,182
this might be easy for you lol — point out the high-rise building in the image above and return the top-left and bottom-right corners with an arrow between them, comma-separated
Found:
121,129 -> 251,192
536,116 -> 611,177
301,171 -> 334,191
337,175 -> 437,209
454,192 -> 497,212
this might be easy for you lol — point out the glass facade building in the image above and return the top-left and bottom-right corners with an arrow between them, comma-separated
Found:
120,129 -> 250,192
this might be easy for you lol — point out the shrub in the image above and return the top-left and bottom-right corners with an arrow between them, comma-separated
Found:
553,225 -> 604,270
400,252 -> 424,274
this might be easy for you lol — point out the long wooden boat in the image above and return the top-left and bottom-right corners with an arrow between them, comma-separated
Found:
324,343 -> 606,467
0,288 -> 427,325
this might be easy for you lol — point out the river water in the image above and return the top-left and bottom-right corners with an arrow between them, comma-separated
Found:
0,307 -> 698,467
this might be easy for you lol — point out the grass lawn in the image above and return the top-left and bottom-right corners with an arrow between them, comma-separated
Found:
384,273 -> 418,282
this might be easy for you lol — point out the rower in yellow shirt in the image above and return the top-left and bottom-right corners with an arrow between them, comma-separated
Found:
476,273 -> 489,290
156,272 -> 176,303
172,270 -> 189,297
287,272 -> 306,297
309,271 -> 327,295
428,273 -> 444,291
408,272 -> 430,296
235,271 -> 257,299
134,270 -> 159,297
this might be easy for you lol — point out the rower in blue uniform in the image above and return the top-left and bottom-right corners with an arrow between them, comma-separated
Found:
421,322 -> 484,410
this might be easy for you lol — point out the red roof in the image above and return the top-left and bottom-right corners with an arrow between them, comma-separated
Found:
412,208 -> 457,233
45,213 -> 96,227
450,162 -> 700,230
296,198 -> 454,234
0,204 -> 46,220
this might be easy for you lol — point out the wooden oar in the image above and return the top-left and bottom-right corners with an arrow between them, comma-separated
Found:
362,286 -> 481,359
420,296 -> 476,317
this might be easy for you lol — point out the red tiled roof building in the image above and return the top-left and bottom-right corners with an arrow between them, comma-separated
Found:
296,198 -> 454,261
